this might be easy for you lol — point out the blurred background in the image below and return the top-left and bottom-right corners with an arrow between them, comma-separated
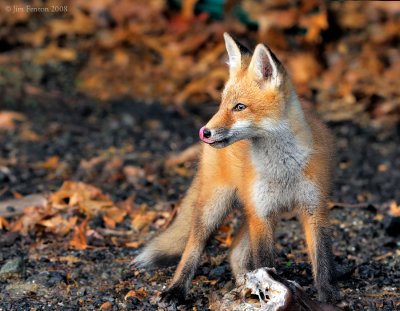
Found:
0,1 -> 399,310
0,0 -> 399,125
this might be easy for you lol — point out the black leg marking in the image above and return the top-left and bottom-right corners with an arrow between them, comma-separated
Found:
315,226 -> 339,303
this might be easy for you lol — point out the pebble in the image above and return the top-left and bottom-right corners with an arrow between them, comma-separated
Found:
0,257 -> 24,280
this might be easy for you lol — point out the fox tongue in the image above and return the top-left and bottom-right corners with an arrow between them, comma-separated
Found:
200,136 -> 215,144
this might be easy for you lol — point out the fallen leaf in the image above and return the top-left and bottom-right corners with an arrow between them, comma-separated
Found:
389,201 -> 400,217
50,181 -> 108,211
104,206 -> 127,223
39,215 -> 78,235
300,10 -> 328,42
125,241 -> 142,248
165,144 -> 201,168
125,288 -> 148,301
123,166 -> 145,184
0,217 -> 10,230
215,224 -> 234,247
79,200 -> 114,217
20,128 -> 40,141
103,215 -> 116,229
34,156 -> 60,170
56,255 -> 81,264
0,111 -> 26,130
287,53 -> 321,85
80,154 -> 108,171
131,211 -> 158,232
69,219 -> 89,250
34,43 -> 77,65
99,301 -> 113,310
0,194 -> 48,217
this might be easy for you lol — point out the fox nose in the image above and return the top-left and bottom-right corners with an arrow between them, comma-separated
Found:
202,127 -> 211,138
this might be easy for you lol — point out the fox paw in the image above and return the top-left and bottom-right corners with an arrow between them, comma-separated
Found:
318,285 -> 340,304
160,285 -> 187,304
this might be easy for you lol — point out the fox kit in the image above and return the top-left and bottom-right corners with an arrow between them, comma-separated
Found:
135,33 -> 338,303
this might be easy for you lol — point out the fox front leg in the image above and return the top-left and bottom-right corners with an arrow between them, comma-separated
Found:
161,187 -> 235,303
246,211 -> 278,270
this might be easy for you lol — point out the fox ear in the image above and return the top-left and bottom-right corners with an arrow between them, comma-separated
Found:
224,33 -> 242,74
249,44 -> 281,84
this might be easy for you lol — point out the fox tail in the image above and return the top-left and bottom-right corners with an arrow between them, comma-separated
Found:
134,181 -> 197,267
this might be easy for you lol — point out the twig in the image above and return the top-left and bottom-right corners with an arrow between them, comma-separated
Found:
161,202 -> 180,230
328,202 -> 376,209
164,144 -> 201,168
96,228 -> 135,236
0,186 -> 9,197
0,194 -> 47,217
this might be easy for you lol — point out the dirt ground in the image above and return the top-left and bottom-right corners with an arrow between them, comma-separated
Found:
0,98 -> 399,310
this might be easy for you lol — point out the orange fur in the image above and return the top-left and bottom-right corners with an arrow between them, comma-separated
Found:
137,33 -> 338,303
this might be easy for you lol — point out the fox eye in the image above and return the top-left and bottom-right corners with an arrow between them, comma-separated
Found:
233,103 -> 247,112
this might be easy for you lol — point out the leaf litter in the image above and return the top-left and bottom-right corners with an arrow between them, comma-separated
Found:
0,1 -> 399,310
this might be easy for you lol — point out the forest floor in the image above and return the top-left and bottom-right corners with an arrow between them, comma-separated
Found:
0,97 -> 399,310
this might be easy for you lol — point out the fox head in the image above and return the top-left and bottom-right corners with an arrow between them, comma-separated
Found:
199,33 -> 293,148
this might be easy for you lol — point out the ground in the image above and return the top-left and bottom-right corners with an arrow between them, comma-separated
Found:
0,98 -> 399,310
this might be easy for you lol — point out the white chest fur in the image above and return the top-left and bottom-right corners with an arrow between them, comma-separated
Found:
250,125 -> 319,216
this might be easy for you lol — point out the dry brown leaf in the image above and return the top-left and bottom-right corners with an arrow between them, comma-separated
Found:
0,111 -> 26,130
0,217 -> 10,230
165,144 -> 201,168
124,288 -> 148,301
215,224 -> 234,247
299,10 -> 328,42
336,2 -> 367,29
123,166 -> 145,184
131,211 -> 158,232
39,215 -> 78,235
192,276 -> 218,285
0,194 -> 47,217
20,28 -> 47,47
11,206 -> 50,235
125,241 -> 143,248
80,154 -> 108,171
287,53 -> 321,85
20,128 -> 40,141
104,156 -> 123,173
69,219 -> 89,250
104,206 -> 127,223
78,200 -> 114,217
34,156 -> 60,170
103,215 -> 116,229
99,301 -> 113,310
56,255 -> 81,264
50,181 -> 106,208
48,9 -> 96,37
34,43 -> 77,64
13,192 -> 23,199
389,201 -> 400,217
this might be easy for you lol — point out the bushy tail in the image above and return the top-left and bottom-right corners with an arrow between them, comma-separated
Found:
134,181 -> 198,268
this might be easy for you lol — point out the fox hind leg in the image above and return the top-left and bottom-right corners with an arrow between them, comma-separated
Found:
300,209 -> 339,303
162,186 -> 236,301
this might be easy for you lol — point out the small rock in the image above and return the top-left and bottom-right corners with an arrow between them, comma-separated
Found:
0,232 -> 19,247
77,286 -> 89,296
209,265 -> 227,279
27,271 -> 66,288
0,257 -> 24,280
5,281 -> 40,298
